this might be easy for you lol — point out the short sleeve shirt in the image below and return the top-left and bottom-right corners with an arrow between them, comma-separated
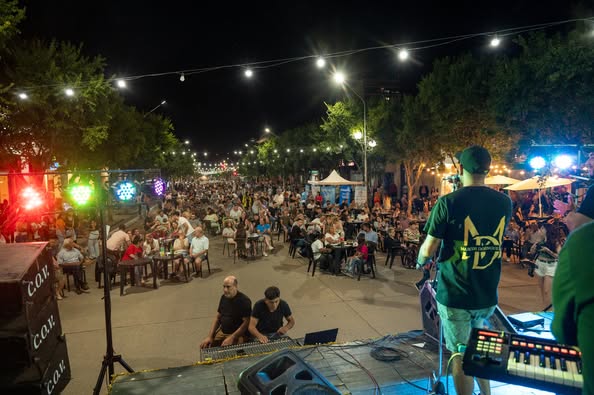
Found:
218,292 -> 252,334
424,186 -> 512,309
190,235 -> 209,255
251,299 -> 292,334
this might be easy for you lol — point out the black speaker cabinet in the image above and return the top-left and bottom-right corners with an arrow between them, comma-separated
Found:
0,335 -> 71,395
238,349 -> 340,395
419,281 -> 442,345
0,243 -> 54,328
0,298 -> 63,369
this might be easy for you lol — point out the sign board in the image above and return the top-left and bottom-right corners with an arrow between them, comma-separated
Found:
339,185 -> 351,205
321,186 -> 335,205
354,186 -> 367,206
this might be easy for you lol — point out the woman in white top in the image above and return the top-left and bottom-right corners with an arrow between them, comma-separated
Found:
172,232 -> 189,277
221,219 -> 237,252
324,224 -> 342,245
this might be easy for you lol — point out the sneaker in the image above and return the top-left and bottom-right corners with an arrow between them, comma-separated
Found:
268,246 -> 274,251
263,252 -> 268,257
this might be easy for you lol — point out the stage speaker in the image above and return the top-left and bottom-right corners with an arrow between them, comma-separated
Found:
238,349 -> 340,395
0,243 -> 70,394
419,281 -> 441,344
420,281 -> 517,347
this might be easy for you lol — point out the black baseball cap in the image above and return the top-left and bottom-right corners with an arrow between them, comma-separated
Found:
458,145 -> 491,175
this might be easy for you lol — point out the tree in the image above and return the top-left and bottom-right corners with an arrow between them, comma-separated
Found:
417,53 -> 515,165
0,0 -> 24,50
491,31 -> 594,145
397,95 -> 443,216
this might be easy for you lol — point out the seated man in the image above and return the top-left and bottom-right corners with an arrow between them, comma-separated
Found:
57,238 -> 89,294
249,286 -> 295,344
311,232 -> 332,271
200,276 -> 252,348
190,227 -> 209,274
204,208 -> 221,234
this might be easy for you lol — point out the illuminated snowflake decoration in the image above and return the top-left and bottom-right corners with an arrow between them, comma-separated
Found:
116,181 -> 136,201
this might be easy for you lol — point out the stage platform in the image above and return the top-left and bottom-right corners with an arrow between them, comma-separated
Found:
108,331 -> 556,395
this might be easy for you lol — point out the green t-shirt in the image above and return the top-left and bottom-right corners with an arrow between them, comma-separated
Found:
424,186 -> 512,309
552,221 -> 594,395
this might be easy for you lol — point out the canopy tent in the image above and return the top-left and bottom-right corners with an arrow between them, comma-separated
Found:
484,175 -> 522,185
308,170 -> 362,185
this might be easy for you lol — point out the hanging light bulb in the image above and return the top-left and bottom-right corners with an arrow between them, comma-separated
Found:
116,79 -> 126,88
244,69 -> 253,78
180,73 -> 185,82
398,49 -> 409,61
18,92 -> 28,100
316,57 -> 326,68
490,37 -> 501,47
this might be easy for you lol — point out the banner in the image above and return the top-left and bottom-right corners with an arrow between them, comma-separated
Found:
339,185 -> 351,205
321,186 -> 336,205
354,186 -> 367,206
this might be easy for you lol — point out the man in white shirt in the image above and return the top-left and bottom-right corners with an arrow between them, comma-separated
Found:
273,191 -> 284,206
190,227 -> 209,274
173,211 -> 195,243
106,224 -> 131,252
229,203 -> 244,223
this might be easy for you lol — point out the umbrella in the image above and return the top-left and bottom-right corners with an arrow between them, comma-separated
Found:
484,175 -> 521,185
504,176 -> 574,191
505,175 -> 574,217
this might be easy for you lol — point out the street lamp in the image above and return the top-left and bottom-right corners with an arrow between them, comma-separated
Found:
333,71 -> 368,197
144,99 -> 166,117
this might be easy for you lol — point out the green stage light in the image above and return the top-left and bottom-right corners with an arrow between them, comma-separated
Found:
70,185 -> 93,206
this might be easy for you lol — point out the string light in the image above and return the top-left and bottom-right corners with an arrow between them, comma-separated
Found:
64,88 -> 75,96
316,57 -> 326,68
398,49 -> 409,61
18,92 -> 28,100
12,17 -> 592,94
490,37 -> 501,47
116,79 -> 127,88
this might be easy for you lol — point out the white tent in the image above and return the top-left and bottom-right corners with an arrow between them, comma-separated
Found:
308,170 -> 362,185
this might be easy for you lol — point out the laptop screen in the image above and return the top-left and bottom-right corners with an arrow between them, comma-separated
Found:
303,328 -> 339,345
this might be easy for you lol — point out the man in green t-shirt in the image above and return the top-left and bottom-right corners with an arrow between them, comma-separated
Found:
417,145 -> 512,395
552,187 -> 594,395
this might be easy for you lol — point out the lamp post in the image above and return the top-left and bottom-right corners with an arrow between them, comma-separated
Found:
144,99 -> 166,117
333,73 -> 368,199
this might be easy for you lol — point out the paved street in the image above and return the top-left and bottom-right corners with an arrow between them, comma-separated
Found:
57,222 -> 544,395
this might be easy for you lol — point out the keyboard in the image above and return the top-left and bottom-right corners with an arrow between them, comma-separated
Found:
463,328 -> 582,395
200,337 -> 299,362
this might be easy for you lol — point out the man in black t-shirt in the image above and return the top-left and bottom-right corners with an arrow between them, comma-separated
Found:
200,276 -> 252,348
417,146 -> 512,395
249,286 -> 295,344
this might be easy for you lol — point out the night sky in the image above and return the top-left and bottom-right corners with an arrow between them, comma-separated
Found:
19,0 -> 581,159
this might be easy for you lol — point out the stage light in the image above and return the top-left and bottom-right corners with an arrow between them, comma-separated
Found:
529,156 -> 546,170
553,154 -> 573,170
153,178 -> 165,196
69,184 -> 93,206
115,181 -> 137,202
21,186 -> 44,210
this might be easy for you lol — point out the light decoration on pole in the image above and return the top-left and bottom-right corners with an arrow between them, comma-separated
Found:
69,184 -> 93,206
115,181 -> 137,202
21,186 -> 44,210
153,178 -> 165,196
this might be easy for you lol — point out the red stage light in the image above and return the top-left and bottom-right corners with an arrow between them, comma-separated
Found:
21,186 -> 44,210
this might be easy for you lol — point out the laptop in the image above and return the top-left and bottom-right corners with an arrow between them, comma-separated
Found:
302,328 -> 339,345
